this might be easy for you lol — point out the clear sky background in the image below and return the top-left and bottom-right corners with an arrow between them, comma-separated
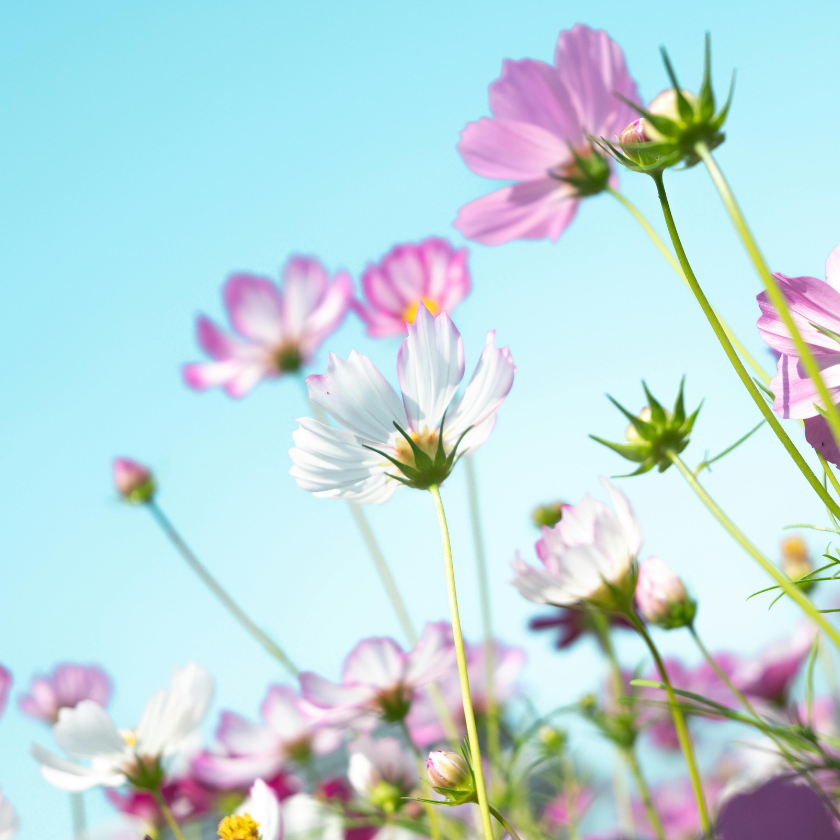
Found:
3,1 -> 840,837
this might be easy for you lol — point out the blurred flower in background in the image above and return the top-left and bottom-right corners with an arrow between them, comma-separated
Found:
19,663 -> 111,725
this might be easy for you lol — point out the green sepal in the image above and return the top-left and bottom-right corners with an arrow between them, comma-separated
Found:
588,435 -> 650,464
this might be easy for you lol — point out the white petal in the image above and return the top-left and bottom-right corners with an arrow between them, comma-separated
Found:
546,495 -> 607,552
405,623 -> 455,686
262,686 -> 308,742
283,794 -> 344,840
396,305 -> 464,434
600,478 -> 642,558
52,701 -> 125,759
510,554 -> 578,606
307,351 -> 407,442
445,331 -> 514,450
0,790 -> 17,840
342,638 -> 406,688
237,779 -> 282,840
31,743 -> 125,792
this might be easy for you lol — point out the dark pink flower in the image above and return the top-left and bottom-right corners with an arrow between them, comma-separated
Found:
529,607 -> 633,649
0,666 -> 11,722
106,775 -> 213,830
352,239 -> 471,338
184,257 -> 353,398
455,24 -> 639,245
544,786 -> 595,826
192,684 -> 337,790
757,246 -> 840,465
19,663 -> 111,724
632,777 -> 723,840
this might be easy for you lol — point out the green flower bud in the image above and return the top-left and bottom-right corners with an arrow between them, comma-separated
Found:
532,502 -> 565,529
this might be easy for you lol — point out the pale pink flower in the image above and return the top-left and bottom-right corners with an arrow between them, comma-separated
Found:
511,479 -> 642,607
184,257 -> 353,398
352,239 -> 471,338
632,777 -> 722,840
757,245 -> 840,465
0,666 -> 11,722
635,557 -> 695,628
289,304 -> 515,504
299,625 -> 455,730
192,684 -> 339,790
455,24 -> 639,245
544,786 -> 595,827
347,736 -> 416,801
19,663 -> 112,725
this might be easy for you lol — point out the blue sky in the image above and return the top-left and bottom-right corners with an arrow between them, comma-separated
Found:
3,1 -> 840,837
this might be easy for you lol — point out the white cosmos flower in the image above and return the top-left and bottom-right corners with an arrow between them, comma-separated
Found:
32,662 -> 213,792
289,304 -> 515,503
512,479 -> 642,606
0,789 -> 17,840
282,793 -> 343,840
235,779 -> 283,840
347,736 -> 416,801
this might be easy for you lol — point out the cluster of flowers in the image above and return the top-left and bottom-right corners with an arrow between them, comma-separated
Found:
12,17 -> 840,840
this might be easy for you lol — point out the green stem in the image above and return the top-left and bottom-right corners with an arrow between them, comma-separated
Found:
631,616 -> 710,836
399,723 -> 442,840
146,501 -> 298,677
464,455 -> 500,783
153,789 -> 187,840
561,756 -> 581,840
609,186 -> 769,384
70,793 -> 87,840
668,451 -> 840,651
697,143 -> 840,453
488,805 -> 522,840
428,485 -> 494,840
652,171 -> 840,520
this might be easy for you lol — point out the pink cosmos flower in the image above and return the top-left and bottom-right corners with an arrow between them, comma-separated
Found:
106,775 -> 213,831
511,480 -> 642,607
0,666 -> 11,722
757,245 -> 840,465
632,777 -> 722,840
289,304 -> 515,504
347,736 -> 417,802
352,239 -> 471,338
19,663 -> 112,725
544,786 -> 595,827
192,684 -> 339,790
406,631 -> 524,747
299,625 -> 455,730
184,257 -> 353,398
455,24 -> 639,245
529,607 -> 633,650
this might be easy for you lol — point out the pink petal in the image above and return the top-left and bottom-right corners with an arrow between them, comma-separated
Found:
350,301 -> 408,338
183,360 -> 246,392
458,118 -> 568,181
805,415 -> 840,467
454,179 -> 579,246
298,672 -> 376,711
419,239 -> 471,309
281,257 -> 329,340
300,270 -> 353,356
769,353 -> 840,419
217,712 -> 279,756
342,638 -> 407,688
195,315 -> 238,361
223,273 -> 284,345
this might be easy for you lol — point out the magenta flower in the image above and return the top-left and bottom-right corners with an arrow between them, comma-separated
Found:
192,684 -> 339,790
757,245 -> 840,465
299,625 -> 455,730
632,777 -> 722,840
0,666 -> 11,722
106,775 -> 213,831
19,663 -> 111,725
184,257 -> 353,398
529,607 -> 633,650
455,24 -> 639,245
544,786 -> 595,827
352,239 -> 471,338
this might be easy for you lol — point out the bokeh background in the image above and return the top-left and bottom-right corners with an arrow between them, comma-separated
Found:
4,1 -> 840,836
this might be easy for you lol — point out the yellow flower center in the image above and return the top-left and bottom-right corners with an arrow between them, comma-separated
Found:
218,813 -> 260,840
393,426 -> 439,468
403,297 -> 439,325
120,729 -> 137,748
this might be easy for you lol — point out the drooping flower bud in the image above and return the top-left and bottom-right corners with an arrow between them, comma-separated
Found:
426,751 -> 475,802
112,458 -> 155,504
532,502 -> 565,529
591,379 -> 700,476
781,536 -> 815,593
635,557 -> 696,630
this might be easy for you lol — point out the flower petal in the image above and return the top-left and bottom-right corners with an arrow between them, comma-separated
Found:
53,701 -> 125,759
342,638 -> 406,688
804,414 -> 840,467
237,779 -> 282,840
600,478 -> 642,558
826,246 -> 840,292
281,257 -> 329,340
300,271 -> 353,356
396,306 -> 464,434
769,353 -> 840,419
224,274 -> 285,344
32,743 -> 124,791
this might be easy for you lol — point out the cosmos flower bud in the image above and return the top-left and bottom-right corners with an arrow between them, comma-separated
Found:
626,407 -> 652,443
781,536 -> 815,593
645,88 -> 699,141
619,118 -> 650,147
532,502 -> 565,529
538,725 -> 567,756
426,751 -> 473,797
635,557 -> 696,630
112,458 -> 155,505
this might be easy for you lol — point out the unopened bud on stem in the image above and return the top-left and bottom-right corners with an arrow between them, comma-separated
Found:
112,458 -> 155,504
781,536 -> 815,593
426,751 -> 474,799
635,557 -> 696,630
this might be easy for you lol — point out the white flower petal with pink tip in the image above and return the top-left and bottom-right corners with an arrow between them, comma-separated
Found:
236,779 -> 283,840
0,790 -> 17,840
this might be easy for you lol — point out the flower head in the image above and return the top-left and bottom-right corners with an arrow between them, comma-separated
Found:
20,663 -> 112,725
544,786 -> 595,827
220,780 -> 282,840
455,24 -> 639,245
591,379 -> 700,475
347,736 -> 416,813
289,305 -> 515,503
113,458 -> 155,504
529,606 -> 633,650
757,245 -> 840,466
108,774 -> 213,831
299,625 -> 454,729
184,257 -> 353,398
635,557 -> 696,630
0,789 -> 17,840
33,662 -> 213,792
352,239 -> 471,338
512,480 -> 642,611
780,536 -> 815,592
193,685 -> 340,790
426,750 -> 475,804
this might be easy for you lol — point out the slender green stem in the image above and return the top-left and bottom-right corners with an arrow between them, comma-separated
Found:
806,635 -> 820,730
694,420 -> 766,476
818,452 -> 840,500
561,756 -> 581,840
652,171 -> 840,520
146,501 -> 298,677
464,455 -> 500,783
668,452 -> 840,651
593,616 -> 663,840
153,789 -> 187,840
70,793 -> 87,840
487,806 -> 522,840
631,616 -> 710,835
697,143 -> 840,452
428,485 -> 494,840
608,186 -> 769,384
